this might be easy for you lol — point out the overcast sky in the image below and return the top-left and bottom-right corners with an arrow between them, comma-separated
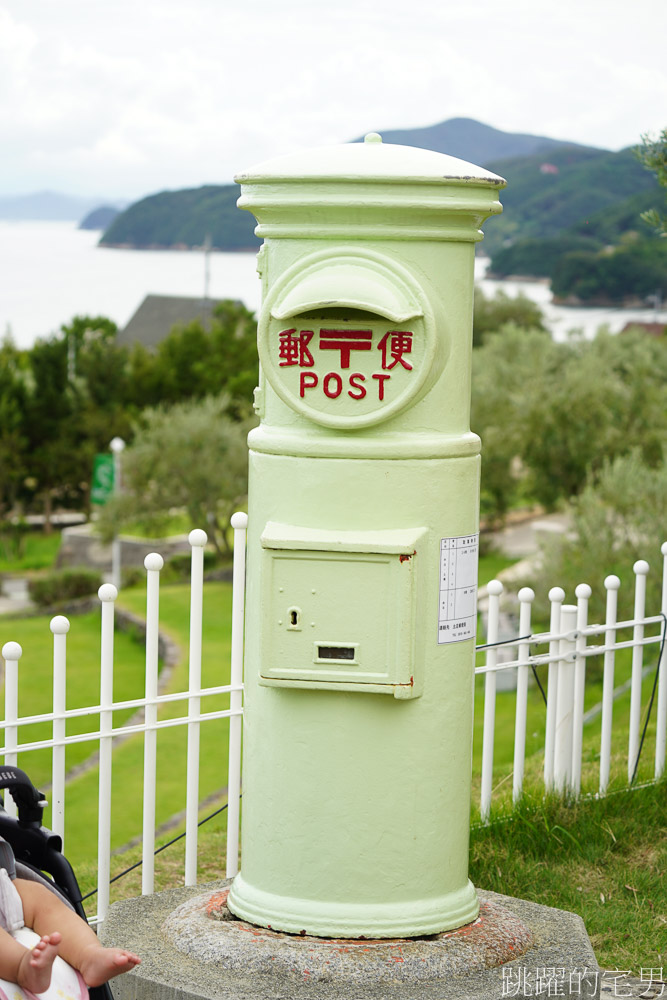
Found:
1,0 -> 665,201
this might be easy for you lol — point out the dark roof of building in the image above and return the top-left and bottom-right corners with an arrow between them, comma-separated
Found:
620,321 -> 665,337
117,294 -> 224,349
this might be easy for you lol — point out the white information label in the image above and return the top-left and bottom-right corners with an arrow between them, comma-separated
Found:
437,534 -> 479,644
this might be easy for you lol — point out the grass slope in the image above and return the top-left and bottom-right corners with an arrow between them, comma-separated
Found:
470,781 -> 666,972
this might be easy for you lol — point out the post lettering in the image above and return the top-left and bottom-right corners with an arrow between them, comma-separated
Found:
300,372 -> 318,397
372,373 -> 390,401
348,373 -> 367,399
323,372 -> 343,399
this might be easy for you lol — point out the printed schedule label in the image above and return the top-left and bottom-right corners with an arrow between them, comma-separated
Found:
437,534 -> 479,644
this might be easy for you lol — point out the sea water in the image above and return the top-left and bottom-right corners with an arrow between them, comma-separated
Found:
1,220 -> 664,349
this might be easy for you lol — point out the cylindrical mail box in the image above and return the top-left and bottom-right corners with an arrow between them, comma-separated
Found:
228,133 -> 505,938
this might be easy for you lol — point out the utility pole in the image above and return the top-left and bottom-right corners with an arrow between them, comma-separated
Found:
110,437 -> 125,590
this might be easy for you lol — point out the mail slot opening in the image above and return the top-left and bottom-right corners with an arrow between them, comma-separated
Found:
318,645 -> 355,660
299,307 -> 384,322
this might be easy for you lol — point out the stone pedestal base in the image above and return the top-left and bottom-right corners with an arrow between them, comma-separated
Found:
101,881 -> 600,1000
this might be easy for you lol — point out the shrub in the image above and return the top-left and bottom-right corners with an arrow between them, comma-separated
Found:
161,550 -> 221,584
29,568 -> 103,608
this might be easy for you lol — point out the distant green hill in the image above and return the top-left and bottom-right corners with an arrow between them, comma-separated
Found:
100,185 -> 258,251
482,147 -> 660,256
100,119 -> 658,262
486,147 -> 666,301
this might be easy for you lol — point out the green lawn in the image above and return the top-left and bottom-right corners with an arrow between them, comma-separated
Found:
1,610 -> 148,786
470,781 -> 666,973
116,513 -> 192,539
0,581 -> 235,873
62,581 -> 234,869
0,531 -> 61,573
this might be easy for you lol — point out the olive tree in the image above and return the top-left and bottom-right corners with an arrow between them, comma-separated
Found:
98,395 -> 255,556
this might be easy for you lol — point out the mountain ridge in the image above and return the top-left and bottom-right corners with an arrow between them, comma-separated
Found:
101,118 -> 614,252
351,116 -> 605,163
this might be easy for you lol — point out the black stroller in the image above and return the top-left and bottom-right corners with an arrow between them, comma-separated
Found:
0,765 -> 113,1000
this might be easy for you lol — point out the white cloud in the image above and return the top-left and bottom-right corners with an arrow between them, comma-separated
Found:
0,0 -> 665,198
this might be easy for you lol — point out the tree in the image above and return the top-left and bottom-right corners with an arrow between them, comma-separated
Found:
472,326 -> 667,522
635,128 -> 667,236
0,334 -> 29,519
472,287 -> 547,347
98,395 -> 255,556
134,299 -> 258,416
526,452 -> 667,626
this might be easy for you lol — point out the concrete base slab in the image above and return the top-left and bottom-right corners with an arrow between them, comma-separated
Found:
101,880 -> 600,999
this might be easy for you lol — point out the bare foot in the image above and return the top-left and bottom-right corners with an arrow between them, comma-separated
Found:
17,932 -> 62,994
79,945 -> 140,988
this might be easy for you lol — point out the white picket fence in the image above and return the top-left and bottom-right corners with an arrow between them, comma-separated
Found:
477,543 -> 667,820
0,513 -> 248,925
1,523 -> 666,924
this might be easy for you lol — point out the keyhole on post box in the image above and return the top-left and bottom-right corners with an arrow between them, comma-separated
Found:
287,607 -> 302,630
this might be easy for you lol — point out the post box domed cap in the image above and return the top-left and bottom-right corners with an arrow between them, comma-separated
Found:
235,133 -> 506,188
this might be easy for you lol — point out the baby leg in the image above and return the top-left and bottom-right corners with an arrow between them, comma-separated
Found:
15,880 -> 140,987
0,925 -> 60,994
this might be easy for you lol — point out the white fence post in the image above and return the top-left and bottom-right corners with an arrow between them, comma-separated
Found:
554,604 -> 577,794
1,641 -> 21,818
655,543 -> 667,779
51,615 -> 70,847
480,580 -> 503,822
185,529 -> 207,887
513,587 -> 534,804
226,512 -> 248,878
142,553 -> 163,896
544,587 -> 565,790
97,584 -> 117,923
600,575 -> 620,796
571,584 -> 591,797
628,561 -> 649,782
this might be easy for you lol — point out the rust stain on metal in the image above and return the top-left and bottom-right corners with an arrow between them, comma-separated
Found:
399,551 -> 416,563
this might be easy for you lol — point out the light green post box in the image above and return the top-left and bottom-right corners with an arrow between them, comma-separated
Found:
227,134 -> 505,938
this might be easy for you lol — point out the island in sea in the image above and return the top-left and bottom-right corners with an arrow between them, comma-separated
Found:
98,117 -> 666,306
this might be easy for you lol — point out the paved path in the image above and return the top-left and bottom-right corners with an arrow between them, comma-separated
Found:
491,511 -> 571,560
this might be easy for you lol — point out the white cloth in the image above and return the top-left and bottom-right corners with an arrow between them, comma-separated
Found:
0,868 -> 23,933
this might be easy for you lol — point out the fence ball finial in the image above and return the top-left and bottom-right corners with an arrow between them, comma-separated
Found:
633,560 -> 649,576
144,553 -> 164,572
604,575 -> 621,590
575,583 -> 592,600
50,616 -> 70,635
487,580 -> 504,596
517,587 -> 535,603
662,542 -> 667,556
548,587 -> 565,603
1,641 -> 22,661
98,584 -> 118,602
231,512 -> 248,530
189,529 -> 208,547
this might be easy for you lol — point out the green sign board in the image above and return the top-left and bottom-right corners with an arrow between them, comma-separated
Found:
91,454 -> 115,505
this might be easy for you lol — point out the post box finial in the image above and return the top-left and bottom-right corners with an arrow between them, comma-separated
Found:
364,132 -> 382,143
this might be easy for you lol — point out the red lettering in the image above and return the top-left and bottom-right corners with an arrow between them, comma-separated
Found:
319,329 -> 372,368
348,373 -> 366,400
377,331 -> 413,370
372,373 -> 390,400
300,372 -> 318,397
323,372 -> 343,398
279,329 -> 314,367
